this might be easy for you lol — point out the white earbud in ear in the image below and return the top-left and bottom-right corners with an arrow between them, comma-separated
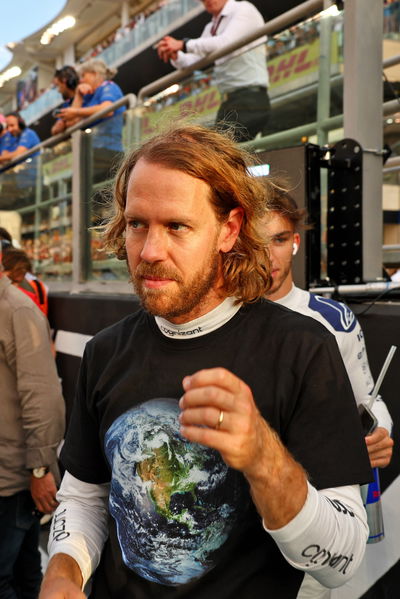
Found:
292,242 -> 299,256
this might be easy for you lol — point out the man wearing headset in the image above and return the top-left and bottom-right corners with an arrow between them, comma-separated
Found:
51,66 -> 80,135
0,113 -> 40,165
262,189 -> 394,598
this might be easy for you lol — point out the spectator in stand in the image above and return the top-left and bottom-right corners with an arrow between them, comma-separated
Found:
0,240 -> 65,599
0,113 -> 40,165
57,59 -> 125,181
57,59 -> 125,150
156,0 -> 270,142
0,113 -> 40,206
51,66 -> 80,135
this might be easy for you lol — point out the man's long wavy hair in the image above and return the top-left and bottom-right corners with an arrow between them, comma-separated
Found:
103,124 -> 274,303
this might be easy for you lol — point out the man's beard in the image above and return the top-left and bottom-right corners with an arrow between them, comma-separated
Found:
130,249 -> 220,320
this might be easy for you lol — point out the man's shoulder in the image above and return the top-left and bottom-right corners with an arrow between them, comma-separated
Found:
0,281 -> 46,337
0,278 -> 40,311
87,307 -> 147,350
249,298 -> 333,340
228,0 -> 263,18
307,294 -> 357,333
2,132 -> 16,151
20,128 -> 40,147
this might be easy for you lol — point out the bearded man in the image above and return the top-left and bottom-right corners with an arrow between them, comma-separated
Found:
40,125 -> 371,599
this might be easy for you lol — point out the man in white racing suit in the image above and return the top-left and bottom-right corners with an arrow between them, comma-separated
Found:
262,189 -> 394,599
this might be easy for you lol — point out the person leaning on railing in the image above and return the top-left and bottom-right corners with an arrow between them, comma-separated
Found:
156,0 -> 270,142
51,66 -> 80,136
56,58 -> 125,182
56,59 -> 125,152
0,112 -> 40,165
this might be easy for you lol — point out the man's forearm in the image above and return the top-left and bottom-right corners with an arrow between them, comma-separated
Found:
244,419 -> 308,529
40,553 -> 83,597
268,484 -> 368,588
51,120 -> 66,135
0,153 -> 10,163
71,102 -> 113,119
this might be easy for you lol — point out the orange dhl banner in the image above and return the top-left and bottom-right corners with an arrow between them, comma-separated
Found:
268,35 -> 339,89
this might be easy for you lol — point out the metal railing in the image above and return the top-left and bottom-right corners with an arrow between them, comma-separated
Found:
309,282 -> 400,296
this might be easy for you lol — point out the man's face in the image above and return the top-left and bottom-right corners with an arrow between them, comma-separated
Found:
124,158 -> 237,323
54,77 -> 70,100
262,211 -> 300,301
6,115 -> 20,136
201,0 -> 227,17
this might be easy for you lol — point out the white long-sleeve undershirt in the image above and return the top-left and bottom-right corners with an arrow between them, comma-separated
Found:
48,472 -> 109,587
48,473 -> 368,589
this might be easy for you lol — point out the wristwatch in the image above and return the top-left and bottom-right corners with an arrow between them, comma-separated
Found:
182,38 -> 190,52
31,466 -> 49,479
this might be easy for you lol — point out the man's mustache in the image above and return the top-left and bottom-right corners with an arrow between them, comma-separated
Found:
134,263 -> 183,284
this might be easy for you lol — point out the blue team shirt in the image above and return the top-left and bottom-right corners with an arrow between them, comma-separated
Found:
2,127 -> 40,156
0,128 -> 40,189
0,131 -> 12,155
82,80 -> 125,151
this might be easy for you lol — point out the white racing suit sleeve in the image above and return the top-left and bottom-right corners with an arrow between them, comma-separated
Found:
370,395 -> 393,435
335,320 -> 393,434
48,471 -> 109,588
265,483 -> 368,588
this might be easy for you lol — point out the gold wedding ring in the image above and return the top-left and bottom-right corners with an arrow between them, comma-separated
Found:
216,409 -> 224,429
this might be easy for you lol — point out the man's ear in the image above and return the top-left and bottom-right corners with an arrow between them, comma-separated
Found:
219,207 -> 244,253
293,232 -> 301,255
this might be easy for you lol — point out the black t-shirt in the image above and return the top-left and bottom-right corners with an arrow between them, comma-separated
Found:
61,300 -> 371,599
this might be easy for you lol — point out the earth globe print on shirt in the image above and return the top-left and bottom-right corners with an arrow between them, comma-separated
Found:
104,398 -> 247,586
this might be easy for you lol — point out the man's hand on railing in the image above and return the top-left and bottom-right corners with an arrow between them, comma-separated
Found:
0,151 -> 11,164
156,36 -> 183,62
56,107 -> 82,129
